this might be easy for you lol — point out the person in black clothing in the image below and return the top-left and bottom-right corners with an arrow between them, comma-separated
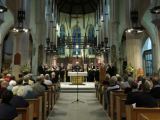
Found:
150,80 -> 160,99
87,64 -> 95,82
10,95 -> 29,108
107,64 -> 117,77
38,64 -> 45,75
0,90 -> 17,120
126,80 -> 157,107
60,63 -> 65,82
94,66 -> 99,81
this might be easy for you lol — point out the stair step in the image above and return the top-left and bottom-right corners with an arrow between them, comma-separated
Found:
60,88 -> 96,93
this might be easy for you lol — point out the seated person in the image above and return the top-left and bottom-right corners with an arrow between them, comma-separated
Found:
0,81 -> 9,98
104,76 -> 120,109
126,80 -> 157,107
39,74 -> 48,90
32,76 -> 46,96
10,95 -> 29,108
0,90 -> 17,120
125,81 -> 141,104
7,80 -> 17,91
150,79 -> 160,99
44,74 -> 52,85
51,72 -> 58,84
16,76 -> 37,99
12,79 -> 23,95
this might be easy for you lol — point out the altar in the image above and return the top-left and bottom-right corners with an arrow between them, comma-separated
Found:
68,72 -> 88,84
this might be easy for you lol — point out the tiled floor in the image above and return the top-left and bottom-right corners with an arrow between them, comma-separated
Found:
47,93 -> 110,120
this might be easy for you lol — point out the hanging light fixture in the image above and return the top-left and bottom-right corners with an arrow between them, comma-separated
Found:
0,0 -> 7,13
11,0 -> 29,33
126,10 -> 144,33
150,6 -> 160,14
12,10 -> 30,33
150,0 -> 160,14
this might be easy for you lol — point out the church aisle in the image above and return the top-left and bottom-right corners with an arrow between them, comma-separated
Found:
47,93 -> 110,120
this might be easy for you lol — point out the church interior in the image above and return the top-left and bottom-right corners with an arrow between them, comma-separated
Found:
0,0 -> 160,120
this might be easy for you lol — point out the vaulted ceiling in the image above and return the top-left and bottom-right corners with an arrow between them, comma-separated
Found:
57,0 -> 99,14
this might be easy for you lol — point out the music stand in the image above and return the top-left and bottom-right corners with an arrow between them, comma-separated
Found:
72,66 -> 85,103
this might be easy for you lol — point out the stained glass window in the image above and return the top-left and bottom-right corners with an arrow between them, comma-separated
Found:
58,24 -> 65,55
72,25 -> 81,55
88,25 -> 94,54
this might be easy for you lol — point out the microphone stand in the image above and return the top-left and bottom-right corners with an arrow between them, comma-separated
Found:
72,67 -> 84,103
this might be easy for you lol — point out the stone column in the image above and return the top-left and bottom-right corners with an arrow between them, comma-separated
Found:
126,33 -> 143,69
152,32 -> 160,74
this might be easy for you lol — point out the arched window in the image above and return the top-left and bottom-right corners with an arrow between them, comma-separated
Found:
58,24 -> 65,55
88,25 -> 94,54
60,25 -> 65,42
88,25 -> 94,43
72,25 -> 81,55
142,37 -> 152,76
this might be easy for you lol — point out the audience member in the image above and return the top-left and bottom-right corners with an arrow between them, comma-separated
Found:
126,80 -> 157,107
51,72 -> 58,83
17,76 -> 36,99
44,74 -> 52,85
12,79 -> 23,95
32,76 -> 46,96
0,90 -> 17,120
10,95 -> 29,108
0,81 -> 8,98
150,79 -> 160,99
7,80 -> 17,91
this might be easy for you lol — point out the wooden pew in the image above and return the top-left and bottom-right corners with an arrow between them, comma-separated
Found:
48,85 -> 54,110
116,94 -> 127,120
45,90 -> 50,115
42,92 -> 47,120
138,114 -> 149,120
13,114 -> 22,120
26,96 -> 43,120
16,102 -> 34,120
53,83 -> 60,103
98,85 -> 103,104
125,105 -> 160,120
109,90 -> 124,120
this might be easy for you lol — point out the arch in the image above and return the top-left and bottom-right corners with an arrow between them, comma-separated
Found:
141,9 -> 160,73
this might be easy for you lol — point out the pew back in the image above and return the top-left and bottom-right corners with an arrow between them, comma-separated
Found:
126,105 -> 160,120
109,90 -> 124,120
26,96 -> 42,120
16,102 -> 33,120
138,114 -> 149,120
116,95 -> 127,120
13,114 -> 22,120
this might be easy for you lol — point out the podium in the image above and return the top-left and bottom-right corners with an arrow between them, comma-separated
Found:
68,72 -> 88,84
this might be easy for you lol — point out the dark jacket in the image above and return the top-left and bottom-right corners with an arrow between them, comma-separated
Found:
10,95 -> 29,108
0,103 -> 17,120
126,91 -> 158,107
150,85 -> 160,99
